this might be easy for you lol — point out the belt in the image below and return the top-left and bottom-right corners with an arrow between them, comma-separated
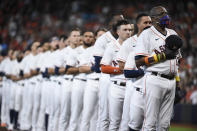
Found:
30,82 -> 36,85
151,72 -> 175,80
64,78 -> 73,81
88,78 -> 99,81
52,80 -> 61,85
113,81 -> 126,86
74,78 -> 87,82
136,87 -> 142,92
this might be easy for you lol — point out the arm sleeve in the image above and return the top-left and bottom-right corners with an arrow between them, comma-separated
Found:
100,44 -> 113,66
135,31 -> 149,56
117,38 -> 134,62
93,35 -> 106,57
66,53 -> 78,67
124,52 -> 144,78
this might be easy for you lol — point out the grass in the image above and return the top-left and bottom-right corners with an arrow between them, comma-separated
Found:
170,125 -> 197,131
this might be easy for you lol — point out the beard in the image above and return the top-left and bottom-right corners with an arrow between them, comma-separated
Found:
84,42 -> 92,47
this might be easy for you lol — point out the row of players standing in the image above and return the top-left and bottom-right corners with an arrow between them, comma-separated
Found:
0,5 -> 181,131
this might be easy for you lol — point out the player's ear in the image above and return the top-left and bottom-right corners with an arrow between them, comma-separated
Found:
116,28 -> 121,36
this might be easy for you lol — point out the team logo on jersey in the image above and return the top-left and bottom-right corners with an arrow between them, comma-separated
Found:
153,45 -> 165,54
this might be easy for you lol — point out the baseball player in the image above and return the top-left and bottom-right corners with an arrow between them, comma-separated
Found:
68,31 -> 95,131
0,52 -> 10,127
31,43 -> 49,131
92,14 -> 124,131
57,28 -> 81,131
100,19 -> 132,130
79,28 -> 106,131
20,42 -> 41,130
6,51 -> 25,130
1,50 -> 13,128
134,6 -> 182,131
117,13 -> 152,131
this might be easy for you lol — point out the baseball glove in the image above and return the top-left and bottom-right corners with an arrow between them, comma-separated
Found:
164,35 -> 183,60
174,86 -> 186,105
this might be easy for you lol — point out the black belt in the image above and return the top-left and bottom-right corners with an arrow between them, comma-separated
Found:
89,78 -> 99,81
113,81 -> 126,86
74,78 -> 87,82
151,72 -> 175,80
52,80 -> 61,85
64,78 -> 73,81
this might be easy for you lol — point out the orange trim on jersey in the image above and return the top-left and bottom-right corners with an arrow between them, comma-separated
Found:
101,65 -> 122,74
132,36 -> 137,42
106,33 -> 120,50
124,68 -> 135,70
136,53 -> 149,56
117,58 -> 126,62
143,75 -> 147,131
93,54 -> 103,57
150,28 -> 165,41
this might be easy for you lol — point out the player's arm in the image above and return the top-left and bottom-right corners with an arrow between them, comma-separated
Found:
65,65 -> 79,75
101,65 -> 122,74
100,45 -> 122,75
79,66 -> 92,73
118,61 -> 125,71
124,68 -> 144,78
91,56 -> 102,73
30,68 -> 41,77
123,53 -> 144,78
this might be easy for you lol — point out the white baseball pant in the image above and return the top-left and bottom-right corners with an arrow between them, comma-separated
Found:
36,79 -> 49,131
20,80 -> 35,130
32,78 -> 42,131
48,78 -> 62,131
1,79 -> 8,124
80,79 -> 99,131
128,87 -> 144,130
58,78 -> 73,131
119,80 -> 134,131
69,78 -> 86,131
142,74 -> 175,131
97,74 -> 110,131
108,82 -> 125,131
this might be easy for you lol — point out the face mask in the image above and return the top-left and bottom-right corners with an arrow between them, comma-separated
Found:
159,15 -> 170,28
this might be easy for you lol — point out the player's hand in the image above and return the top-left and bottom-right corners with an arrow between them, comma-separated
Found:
174,86 -> 186,105
163,47 -> 177,60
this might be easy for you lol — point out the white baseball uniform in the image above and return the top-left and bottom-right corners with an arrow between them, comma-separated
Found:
101,40 -> 126,131
117,35 -> 138,131
79,46 -> 100,131
93,31 -> 117,131
58,46 -> 79,131
37,50 -> 52,131
0,57 -> 11,125
2,57 -> 13,126
69,45 -> 86,131
20,53 -> 38,130
124,52 -> 145,130
31,52 -> 45,131
7,59 -> 23,130
135,26 -> 179,131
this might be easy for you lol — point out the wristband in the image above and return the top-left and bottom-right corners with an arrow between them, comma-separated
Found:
176,76 -> 180,82
153,54 -> 158,63
145,57 -> 150,65
55,66 -> 60,75
65,65 -> 71,73
36,68 -> 40,73
162,52 -> 166,60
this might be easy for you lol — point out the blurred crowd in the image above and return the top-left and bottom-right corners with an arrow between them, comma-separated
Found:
0,0 -> 197,104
